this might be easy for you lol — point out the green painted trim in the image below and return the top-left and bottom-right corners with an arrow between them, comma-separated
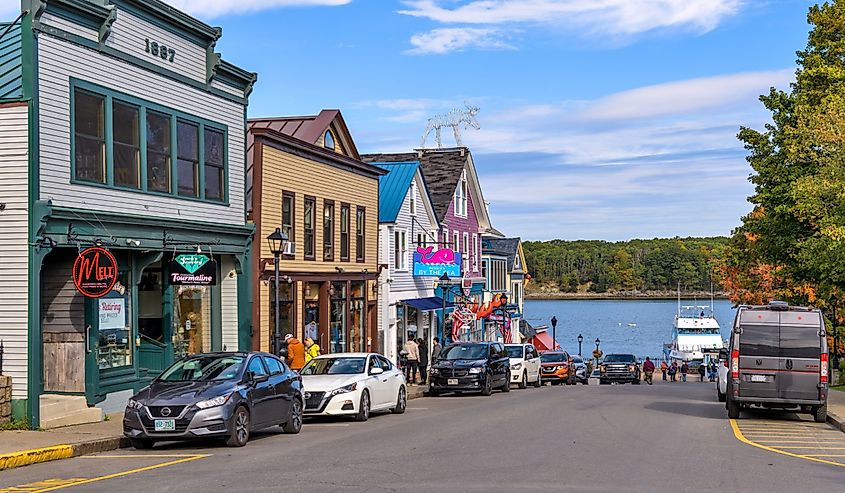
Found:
11,399 -> 27,420
42,0 -> 112,33
215,60 -> 256,97
236,244 -> 253,351
34,24 -> 247,105
212,258 -> 222,351
68,78 -> 230,205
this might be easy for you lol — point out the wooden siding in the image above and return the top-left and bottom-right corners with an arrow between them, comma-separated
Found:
385,172 -> 437,296
40,13 -> 98,42
258,145 -> 379,270
220,257 -> 239,352
42,251 -> 86,393
0,104 -> 29,399
105,9 -> 207,84
37,34 -> 246,226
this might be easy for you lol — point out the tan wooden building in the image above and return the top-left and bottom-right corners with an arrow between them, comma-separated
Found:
247,111 -> 385,355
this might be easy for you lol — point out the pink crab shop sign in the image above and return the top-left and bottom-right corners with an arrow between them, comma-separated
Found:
413,247 -> 462,278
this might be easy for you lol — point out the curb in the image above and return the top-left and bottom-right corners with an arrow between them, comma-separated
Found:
828,410 -> 845,433
0,436 -> 129,472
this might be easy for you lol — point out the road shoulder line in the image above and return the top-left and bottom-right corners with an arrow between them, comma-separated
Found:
730,419 -> 845,468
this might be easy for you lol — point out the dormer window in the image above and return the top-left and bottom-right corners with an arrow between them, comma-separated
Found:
324,130 -> 335,151
454,170 -> 468,217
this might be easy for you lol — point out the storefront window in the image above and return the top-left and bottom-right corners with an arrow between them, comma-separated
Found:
97,272 -> 132,369
330,282 -> 346,353
177,121 -> 199,197
138,267 -> 163,342
204,128 -> 225,200
113,101 -> 140,189
173,285 -> 212,358
350,282 -> 365,352
74,89 -> 106,183
268,281 -> 293,344
147,111 -> 171,193
303,282 -> 320,346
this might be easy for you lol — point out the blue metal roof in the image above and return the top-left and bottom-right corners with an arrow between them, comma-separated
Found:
375,161 -> 419,223
0,21 -> 23,101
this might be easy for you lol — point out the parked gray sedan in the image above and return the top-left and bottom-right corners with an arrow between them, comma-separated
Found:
123,352 -> 304,449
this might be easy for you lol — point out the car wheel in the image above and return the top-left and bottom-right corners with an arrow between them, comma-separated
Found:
813,404 -> 828,423
129,438 -> 155,450
481,374 -> 493,396
717,386 -> 726,403
518,371 -> 528,389
354,391 -> 370,422
582,378 -> 589,385
282,398 -> 303,434
533,374 -> 542,388
391,386 -> 407,414
726,396 -> 741,419
501,371 -> 511,392
226,406 -> 250,447
428,389 -> 441,397
632,378 -> 640,385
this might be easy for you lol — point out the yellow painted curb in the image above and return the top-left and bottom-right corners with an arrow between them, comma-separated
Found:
730,419 -> 845,468
0,445 -> 74,471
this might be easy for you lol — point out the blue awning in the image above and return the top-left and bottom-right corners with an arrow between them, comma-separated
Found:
401,296 -> 454,311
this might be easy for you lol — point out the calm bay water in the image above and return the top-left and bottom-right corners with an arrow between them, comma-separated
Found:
524,299 -> 736,359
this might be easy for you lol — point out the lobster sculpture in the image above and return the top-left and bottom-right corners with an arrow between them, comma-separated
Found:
467,293 -> 508,319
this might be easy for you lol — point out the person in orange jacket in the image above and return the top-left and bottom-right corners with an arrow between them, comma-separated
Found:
285,334 -> 306,371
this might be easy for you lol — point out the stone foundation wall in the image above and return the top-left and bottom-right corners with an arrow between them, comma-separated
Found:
0,376 -> 11,424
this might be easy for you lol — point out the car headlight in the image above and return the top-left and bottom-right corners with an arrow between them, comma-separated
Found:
600,365 -> 606,373
196,393 -> 232,410
430,368 -> 440,376
629,365 -> 637,372
329,383 -> 358,396
126,399 -> 144,410
511,363 -> 522,371
468,367 -> 484,374
545,366 -> 557,371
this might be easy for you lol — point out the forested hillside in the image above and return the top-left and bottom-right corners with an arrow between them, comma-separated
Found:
523,237 -> 730,294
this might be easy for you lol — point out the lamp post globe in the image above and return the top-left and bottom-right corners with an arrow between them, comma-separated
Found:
266,228 -> 288,356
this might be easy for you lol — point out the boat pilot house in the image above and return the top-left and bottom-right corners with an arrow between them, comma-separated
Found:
0,1 -> 256,427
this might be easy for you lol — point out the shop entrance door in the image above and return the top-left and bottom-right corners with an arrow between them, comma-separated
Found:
138,266 -> 166,382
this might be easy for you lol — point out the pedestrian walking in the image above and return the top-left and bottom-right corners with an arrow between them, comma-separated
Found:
642,356 -> 655,385
660,360 -> 668,381
417,338 -> 429,384
304,337 -> 321,364
403,338 -> 420,384
708,360 -> 718,382
668,361 -> 678,382
432,337 -> 442,362
698,362 -> 706,382
680,361 -> 689,382
285,334 -> 306,371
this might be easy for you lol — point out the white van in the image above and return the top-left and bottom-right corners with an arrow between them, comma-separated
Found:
505,344 -> 542,389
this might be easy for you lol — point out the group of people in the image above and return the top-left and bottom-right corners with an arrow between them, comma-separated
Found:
656,359 -> 719,382
278,334 -> 321,371
400,337 -> 442,385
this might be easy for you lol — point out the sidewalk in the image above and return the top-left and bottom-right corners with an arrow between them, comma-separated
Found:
0,413 -> 127,471
827,388 -> 845,432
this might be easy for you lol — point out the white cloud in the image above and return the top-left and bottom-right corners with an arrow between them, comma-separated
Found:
399,0 -> 743,34
405,27 -> 514,55
583,69 -> 794,121
166,0 -> 352,18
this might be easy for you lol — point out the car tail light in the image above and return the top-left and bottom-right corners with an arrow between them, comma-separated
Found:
731,349 -> 739,379
821,352 -> 829,384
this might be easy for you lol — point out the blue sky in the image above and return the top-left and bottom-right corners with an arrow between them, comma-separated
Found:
4,1 -> 815,241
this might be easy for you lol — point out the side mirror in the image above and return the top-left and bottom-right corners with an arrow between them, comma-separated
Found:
370,367 -> 384,376
248,371 -> 269,383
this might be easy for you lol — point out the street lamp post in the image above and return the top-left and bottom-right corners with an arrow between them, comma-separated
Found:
439,273 -> 450,344
577,333 -> 583,356
595,337 -> 601,367
266,228 -> 289,356
550,316 -> 558,351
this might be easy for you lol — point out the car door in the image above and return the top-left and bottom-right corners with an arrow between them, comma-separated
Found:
366,355 -> 390,409
778,311 -> 823,401
263,356 -> 293,423
378,355 -> 403,402
493,344 -> 508,386
737,310 -> 779,399
246,356 -> 274,428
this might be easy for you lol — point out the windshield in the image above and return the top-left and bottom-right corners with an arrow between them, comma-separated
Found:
541,353 -> 566,363
300,357 -> 366,375
571,356 -> 583,364
505,346 -> 524,358
604,354 -> 636,363
440,344 -> 488,360
158,355 -> 244,382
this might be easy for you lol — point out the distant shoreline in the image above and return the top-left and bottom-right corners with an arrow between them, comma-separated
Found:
526,292 -> 730,301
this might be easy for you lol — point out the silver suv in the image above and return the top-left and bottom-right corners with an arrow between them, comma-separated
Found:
725,301 -> 829,422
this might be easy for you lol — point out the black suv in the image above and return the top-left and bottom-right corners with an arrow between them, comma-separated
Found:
599,354 -> 641,384
429,342 -> 511,396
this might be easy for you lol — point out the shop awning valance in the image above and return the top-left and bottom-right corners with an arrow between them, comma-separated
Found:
401,296 -> 454,311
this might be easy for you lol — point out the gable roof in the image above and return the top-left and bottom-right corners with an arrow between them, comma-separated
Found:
483,237 -> 522,272
363,148 -> 489,228
249,109 -> 360,160
375,162 -> 419,223
0,21 -> 22,101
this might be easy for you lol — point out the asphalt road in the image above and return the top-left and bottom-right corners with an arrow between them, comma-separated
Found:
3,381 -> 844,493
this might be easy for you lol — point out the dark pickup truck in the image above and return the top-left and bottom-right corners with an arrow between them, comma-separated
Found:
599,354 -> 641,385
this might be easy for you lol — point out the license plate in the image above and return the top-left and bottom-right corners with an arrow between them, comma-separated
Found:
154,419 -> 175,431
750,375 -> 767,383
447,378 -> 459,386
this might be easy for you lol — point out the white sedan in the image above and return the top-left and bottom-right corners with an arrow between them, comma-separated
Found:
299,352 -> 407,421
